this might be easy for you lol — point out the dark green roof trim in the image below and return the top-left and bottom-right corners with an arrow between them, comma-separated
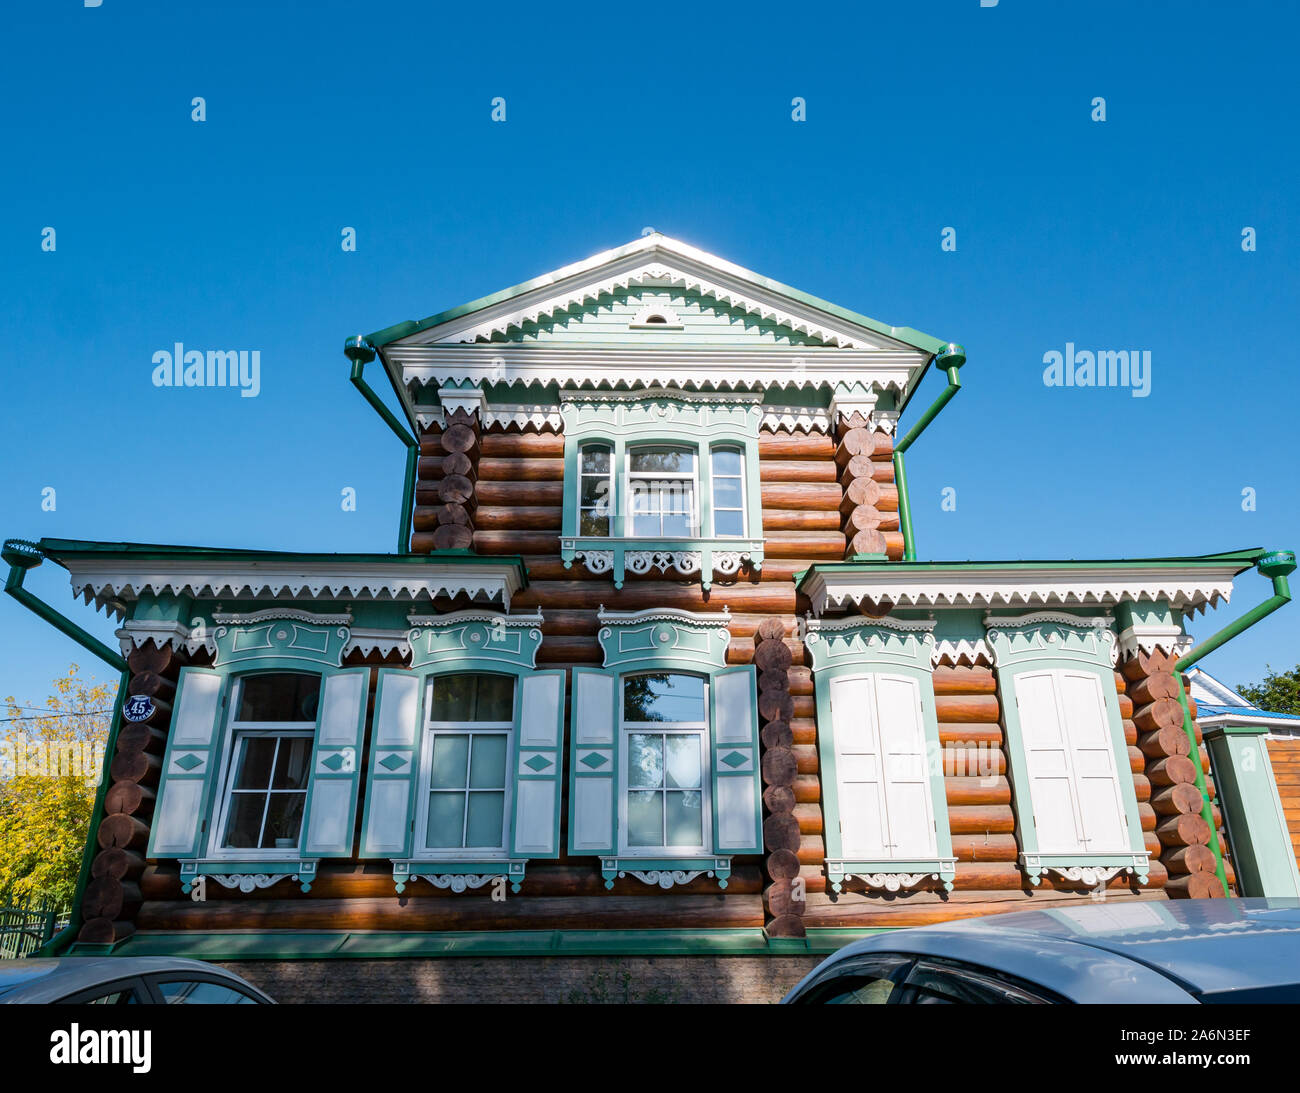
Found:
795,548 -> 1267,590
65,926 -> 892,960
30,538 -> 528,586
360,236 -> 953,356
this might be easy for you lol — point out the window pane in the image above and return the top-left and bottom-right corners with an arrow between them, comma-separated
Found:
466,791 -> 505,847
628,734 -> 663,788
430,735 -> 469,789
580,477 -> 610,507
624,674 -> 706,723
711,449 -> 742,476
429,676 -> 474,722
632,512 -> 659,537
426,792 -> 465,847
714,510 -> 745,538
157,980 -> 257,1005
662,511 -> 692,537
580,510 -> 610,536
473,676 -> 515,722
262,794 -> 305,848
665,735 -> 701,789
630,447 -> 694,473
627,791 -> 663,847
271,737 -> 312,790
712,477 -> 742,510
665,790 -> 703,846
231,737 -> 276,790
221,794 -> 266,849
469,735 -> 507,788
580,446 -> 611,473
236,673 -> 320,723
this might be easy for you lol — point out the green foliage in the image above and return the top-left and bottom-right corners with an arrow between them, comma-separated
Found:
0,666 -> 111,906
1237,664 -> 1300,716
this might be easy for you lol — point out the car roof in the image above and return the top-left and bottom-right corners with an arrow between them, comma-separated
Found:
798,898 -> 1300,1002
0,956 -> 258,1002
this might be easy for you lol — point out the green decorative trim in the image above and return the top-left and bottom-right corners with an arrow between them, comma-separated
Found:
807,617 -> 956,895
599,857 -> 732,890
180,860 -> 318,895
406,610 -> 544,671
391,860 -> 527,895
212,615 -> 350,670
991,613 -> 1150,886
597,607 -> 732,672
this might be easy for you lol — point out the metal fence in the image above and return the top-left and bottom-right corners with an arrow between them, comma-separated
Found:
0,896 -> 69,959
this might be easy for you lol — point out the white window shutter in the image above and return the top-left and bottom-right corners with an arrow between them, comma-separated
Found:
1015,670 -> 1083,853
1059,670 -> 1128,851
711,666 -> 761,854
830,675 -> 887,859
568,668 -> 617,855
512,669 -> 566,857
301,667 -> 369,857
875,674 -> 937,858
359,669 -> 421,857
148,667 -> 226,858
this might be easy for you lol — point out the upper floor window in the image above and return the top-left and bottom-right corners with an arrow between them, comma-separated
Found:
628,446 -> 697,537
418,673 -> 516,852
216,672 -> 320,852
711,447 -> 746,537
579,444 -> 613,536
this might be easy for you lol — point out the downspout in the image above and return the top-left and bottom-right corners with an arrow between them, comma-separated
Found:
344,336 -> 419,555
3,539 -> 130,955
1172,549 -> 1296,896
893,343 -> 966,562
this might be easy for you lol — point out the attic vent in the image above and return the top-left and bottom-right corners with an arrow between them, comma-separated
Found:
629,303 -> 684,331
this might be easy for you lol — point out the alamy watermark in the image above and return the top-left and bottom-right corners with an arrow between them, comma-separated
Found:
1042,343 -> 1151,398
0,734 -> 104,784
152,343 -> 261,397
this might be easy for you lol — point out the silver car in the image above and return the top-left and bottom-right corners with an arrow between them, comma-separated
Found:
0,957 -> 273,1004
783,898 -> 1300,1004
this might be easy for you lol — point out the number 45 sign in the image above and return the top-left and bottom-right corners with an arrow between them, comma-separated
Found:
123,695 -> 156,722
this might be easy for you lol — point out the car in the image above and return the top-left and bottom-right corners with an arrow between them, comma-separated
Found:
0,957 -> 274,1004
782,897 -> 1300,1004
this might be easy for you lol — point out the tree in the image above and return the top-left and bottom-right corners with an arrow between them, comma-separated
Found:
1237,664 -> 1300,716
0,665 -> 112,906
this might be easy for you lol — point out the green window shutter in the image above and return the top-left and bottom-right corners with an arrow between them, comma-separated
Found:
710,665 -> 761,855
511,669 -> 566,858
568,667 -> 617,855
301,667 -> 369,857
360,669 -> 422,858
148,667 -> 226,858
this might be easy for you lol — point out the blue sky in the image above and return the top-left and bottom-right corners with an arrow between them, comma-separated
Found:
1,0 -> 1296,704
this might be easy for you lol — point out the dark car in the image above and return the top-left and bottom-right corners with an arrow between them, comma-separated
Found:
783,898 -> 1300,1004
0,957 -> 274,1004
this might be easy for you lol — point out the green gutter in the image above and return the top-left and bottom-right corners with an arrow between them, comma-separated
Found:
889,344 -> 965,561
3,539 -> 131,955
345,336 -> 418,555
1171,550 -> 1295,896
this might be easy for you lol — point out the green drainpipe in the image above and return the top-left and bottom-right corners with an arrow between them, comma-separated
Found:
3,538 -> 131,955
1172,549 -> 1295,896
893,343 -> 966,562
345,336 -> 419,554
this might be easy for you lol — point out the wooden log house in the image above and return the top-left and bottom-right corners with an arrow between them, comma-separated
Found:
7,235 -> 1298,1001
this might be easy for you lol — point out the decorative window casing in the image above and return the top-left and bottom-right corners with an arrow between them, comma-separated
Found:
987,612 -> 1150,887
559,395 -> 764,589
568,608 -> 761,889
148,612 -> 367,895
805,617 -> 956,894
358,611 -> 564,893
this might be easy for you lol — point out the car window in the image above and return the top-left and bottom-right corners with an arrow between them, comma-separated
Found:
898,960 -> 1052,1004
153,978 -> 260,1004
59,979 -> 147,1005
787,954 -> 915,1004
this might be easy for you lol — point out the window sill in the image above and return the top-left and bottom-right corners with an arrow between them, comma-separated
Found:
390,859 -> 527,894
600,856 -> 732,890
1020,851 -> 1151,887
825,858 -> 957,894
179,858 -> 318,894
561,537 -> 764,589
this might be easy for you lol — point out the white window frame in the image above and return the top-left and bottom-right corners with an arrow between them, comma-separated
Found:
578,442 -> 615,538
624,444 -> 700,539
617,673 -> 712,856
412,673 -> 516,859
208,674 -> 318,859
710,444 -> 746,538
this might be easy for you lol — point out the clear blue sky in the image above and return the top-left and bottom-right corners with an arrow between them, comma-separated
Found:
2,0 -> 1296,706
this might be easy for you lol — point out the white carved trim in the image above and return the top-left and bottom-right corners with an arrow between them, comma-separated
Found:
1117,621 -> 1193,661
759,404 -> 834,434
406,609 -> 545,629
983,609 -> 1115,631
342,628 -> 411,660
576,549 -> 756,579
629,303 -> 684,328
844,872 -> 940,893
436,385 -> 487,418
208,873 -> 292,892
597,605 -> 732,628
1046,865 -> 1126,886
872,407 -> 901,435
622,869 -> 707,889
212,608 -> 352,626
805,614 -> 937,635
418,873 -> 504,892
560,387 -> 764,407
115,619 -> 193,657
574,549 -> 614,575
931,637 -> 993,666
